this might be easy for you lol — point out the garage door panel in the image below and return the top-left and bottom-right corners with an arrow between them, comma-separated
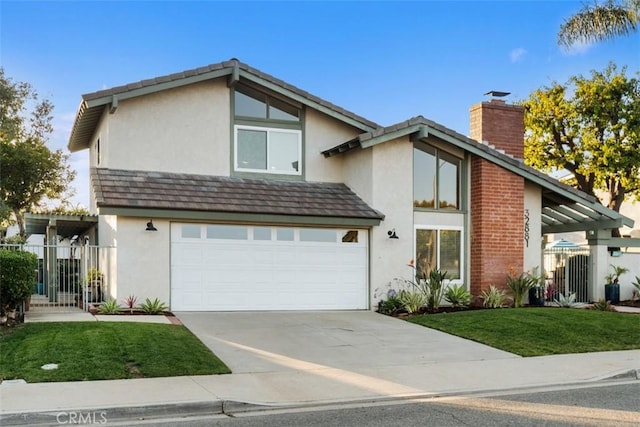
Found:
172,245 -> 205,265
171,224 -> 367,311
202,245 -> 248,265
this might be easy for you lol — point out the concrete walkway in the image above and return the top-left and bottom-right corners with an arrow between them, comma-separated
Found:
1,309 -> 639,424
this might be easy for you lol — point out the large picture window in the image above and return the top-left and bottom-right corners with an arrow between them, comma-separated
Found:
414,146 -> 461,210
415,227 -> 462,281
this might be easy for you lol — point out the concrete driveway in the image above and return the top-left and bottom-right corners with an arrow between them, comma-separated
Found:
176,311 -> 518,375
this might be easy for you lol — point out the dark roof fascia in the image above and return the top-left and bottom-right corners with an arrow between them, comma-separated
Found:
68,59 -> 379,152
97,207 -> 382,227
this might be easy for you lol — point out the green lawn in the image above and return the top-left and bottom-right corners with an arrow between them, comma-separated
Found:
0,322 -> 230,383
407,307 -> 640,357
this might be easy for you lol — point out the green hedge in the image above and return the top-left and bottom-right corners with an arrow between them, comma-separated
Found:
0,249 -> 38,315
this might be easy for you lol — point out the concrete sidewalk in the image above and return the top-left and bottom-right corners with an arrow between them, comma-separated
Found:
1,311 -> 639,425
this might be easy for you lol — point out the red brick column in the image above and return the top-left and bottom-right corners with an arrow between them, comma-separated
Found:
469,99 -> 526,300
470,157 -> 524,298
469,100 -> 524,159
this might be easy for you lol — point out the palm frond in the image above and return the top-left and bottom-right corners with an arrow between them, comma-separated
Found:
558,0 -> 639,46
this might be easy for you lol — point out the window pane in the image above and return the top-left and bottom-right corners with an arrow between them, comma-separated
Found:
277,228 -> 294,241
300,229 -> 336,242
253,227 -> 272,240
440,230 -> 461,279
237,129 -> 267,170
269,131 -> 300,173
206,225 -> 248,240
181,224 -> 201,239
235,88 -> 267,118
269,97 -> 299,121
415,229 -> 437,281
439,151 -> 460,210
413,146 -> 436,208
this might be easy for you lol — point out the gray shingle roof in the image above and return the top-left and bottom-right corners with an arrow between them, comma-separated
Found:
321,115 -> 634,232
91,168 -> 384,221
69,59 -> 379,151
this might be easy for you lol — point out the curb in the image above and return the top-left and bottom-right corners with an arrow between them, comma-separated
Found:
1,373 -> 638,426
0,401 -> 226,426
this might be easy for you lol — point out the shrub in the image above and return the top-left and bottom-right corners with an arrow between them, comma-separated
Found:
423,269 -> 448,310
554,293 -> 580,308
444,284 -> 471,308
631,276 -> 640,302
506,270 -> 536,308
98,299 -> 121,315
123,295 -> 138,314
591,299 -> 616,312
140,298 -> 168,315
399,290 -> 427,314
378,294 -> 404,315
0,249 -> 37,315
481,285 -> 508,309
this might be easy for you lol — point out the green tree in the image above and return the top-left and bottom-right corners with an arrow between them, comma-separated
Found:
523,64 -> 640,228
558,0 -> 639,46
0,69 -> 75,238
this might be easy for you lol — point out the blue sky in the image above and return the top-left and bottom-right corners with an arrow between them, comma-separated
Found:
2,1 -> 638,207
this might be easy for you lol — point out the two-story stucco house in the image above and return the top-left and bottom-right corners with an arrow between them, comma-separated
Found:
62,58 -> 632,311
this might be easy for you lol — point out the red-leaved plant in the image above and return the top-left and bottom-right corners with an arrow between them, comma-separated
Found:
123,295 -> 138,314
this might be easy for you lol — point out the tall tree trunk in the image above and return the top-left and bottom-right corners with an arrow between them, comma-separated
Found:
608,181 -> 626,238
12,208 -> 25,238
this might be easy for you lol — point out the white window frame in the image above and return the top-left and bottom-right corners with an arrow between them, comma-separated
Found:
234,125 -> 302,175
414,225 -> 464,283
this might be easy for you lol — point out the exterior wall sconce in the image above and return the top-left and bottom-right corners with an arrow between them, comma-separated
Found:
145,220 -> 157,231
388,229 -> 399,239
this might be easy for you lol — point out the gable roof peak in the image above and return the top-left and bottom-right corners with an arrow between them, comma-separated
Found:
68,58 -> 379,152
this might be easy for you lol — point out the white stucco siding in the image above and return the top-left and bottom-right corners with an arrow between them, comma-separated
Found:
368,138 -> 415,306
96,215 -> 118,299
89,109 -> 109,169
342,148 -> 373,206
107,80 -> 230,175
304,109 -> 362,183
524,182 -> 543,273
114,217 -> 170,306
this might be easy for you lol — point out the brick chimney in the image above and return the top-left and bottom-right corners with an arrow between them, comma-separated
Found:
468,98 -> 525,301
469,99 -> 524,159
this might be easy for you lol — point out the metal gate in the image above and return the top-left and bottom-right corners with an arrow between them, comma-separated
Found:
543,247 -> 590,303
2,243 -> 115,313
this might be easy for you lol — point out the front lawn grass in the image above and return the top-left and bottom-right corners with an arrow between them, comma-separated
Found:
0,322 -> 230,383
407,307 -> 640,357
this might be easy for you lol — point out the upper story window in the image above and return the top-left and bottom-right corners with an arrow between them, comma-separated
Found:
235,86 -> 300,121
234,126 -> 301,174
413,145 -> 461,210
234,85 -> 302,176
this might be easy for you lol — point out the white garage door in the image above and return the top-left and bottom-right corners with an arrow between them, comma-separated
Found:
171,223 -> 368,311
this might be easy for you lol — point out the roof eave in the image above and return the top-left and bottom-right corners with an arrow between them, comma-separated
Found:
324,117 -> 633,233
96,206 -> 383,227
